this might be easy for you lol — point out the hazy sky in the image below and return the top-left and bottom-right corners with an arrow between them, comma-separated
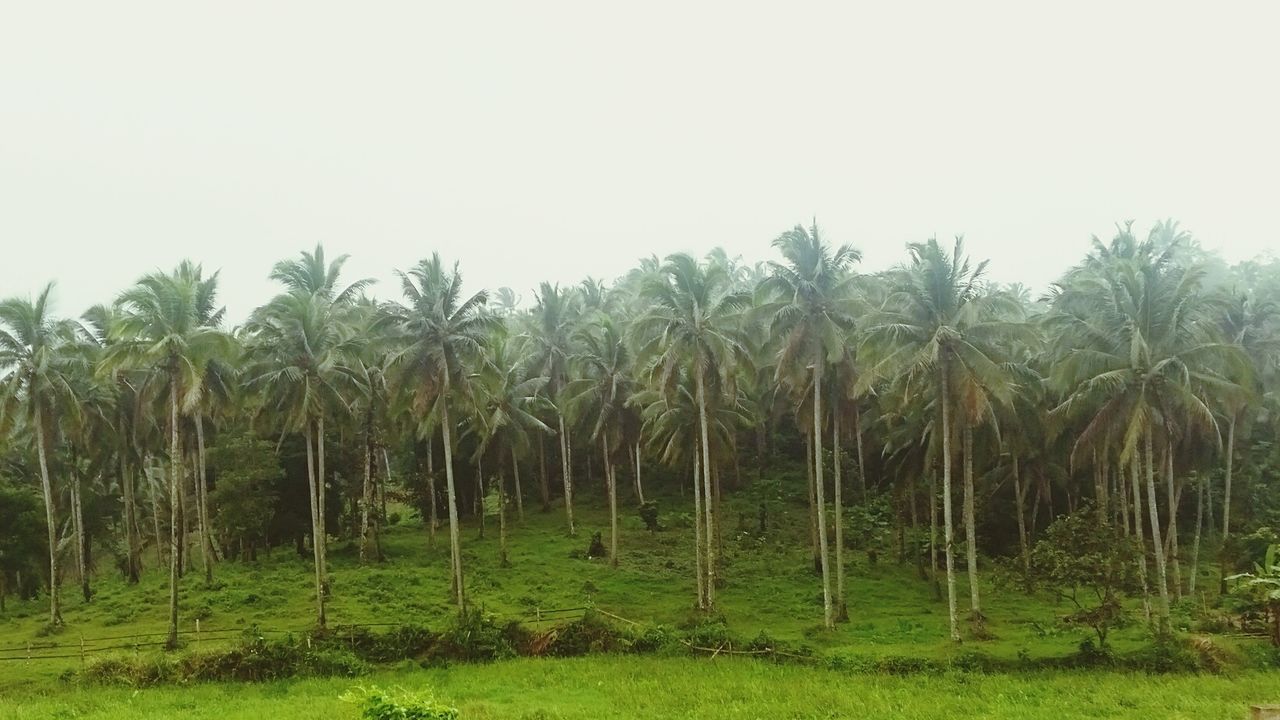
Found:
2,2 -> 1277,323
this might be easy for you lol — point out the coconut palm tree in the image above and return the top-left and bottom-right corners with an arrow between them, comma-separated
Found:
756,222 -> 861,628
525,283 -> 579,530
110,263 -> 234,647
0,283 -> 83,626
385,254 -> 499,611
635,252 -> 748,609
862,238 -> 1019,641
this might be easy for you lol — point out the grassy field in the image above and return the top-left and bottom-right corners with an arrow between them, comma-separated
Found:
3,656 -> 1279,719
0,476 -> 1269,717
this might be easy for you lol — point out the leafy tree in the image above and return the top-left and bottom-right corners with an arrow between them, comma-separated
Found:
208,430 -> 281,561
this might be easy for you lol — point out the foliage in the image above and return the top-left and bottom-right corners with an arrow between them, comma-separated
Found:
342,685 -> 459,720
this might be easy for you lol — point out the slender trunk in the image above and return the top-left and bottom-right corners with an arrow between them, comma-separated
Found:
166,380 -> 181,648
854,403 -> 866,499
695,368 -> 717,608
604,439 -> 618,568
476,456 -> 486,539
440,376 -> 466,611
1013,457 -> 1030,578
1131,454 -> 1152,625
1096,452 -> 1109,523
1165,445 -> 1181,600
316,415 -> 327,593
304,419 -> 326,628
360,418 -> 373,564
380,448 -> 392,525
963,425 -> 981,617
426,437 -> 438,547
930,470 -> 940,598
36,404 -> 62,625
634,442 -> 645,504
692,446 -> 705,609
1119,462 -> 1131,536
940,365 -> 959,641
71,474 -> 89,603
195,416 -> 213,585
833,400 -> 847,621
538,433 -> 550,512
1190,475 -> 1204,594
812,361 -> 833,629
511,446 -> 524,521
120,446 -> 140,584
558,413 -> 574,535
147,460 -> 164,568
1220,414 -> 1236,595
1144,430 -> 1170,633
498,457 -> 509,568
806,432 -> 819,571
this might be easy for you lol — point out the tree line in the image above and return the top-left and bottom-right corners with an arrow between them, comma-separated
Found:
1,219 -> 1277,646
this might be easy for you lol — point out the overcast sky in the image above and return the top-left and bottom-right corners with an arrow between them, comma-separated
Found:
2,2 -> 1277,323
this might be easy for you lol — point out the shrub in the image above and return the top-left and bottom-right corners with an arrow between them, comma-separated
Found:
435,610 -> 521,662
342,685 -> 459,720
544,612 -> 623,657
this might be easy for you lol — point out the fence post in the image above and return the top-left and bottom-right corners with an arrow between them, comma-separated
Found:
535,607 -> 541,627
79,635 -> 85,666
26,642 -> 30,662
196,619 -> 201,649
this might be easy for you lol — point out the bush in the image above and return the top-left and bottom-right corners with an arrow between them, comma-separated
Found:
1125,637 -> 1203,673
342,685 -> 459,720
544,612 -> 623,657
435,610 -> 522,662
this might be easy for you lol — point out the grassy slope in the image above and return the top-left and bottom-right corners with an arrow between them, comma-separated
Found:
3,658 -> 1279,719
0,470 -> 1249,689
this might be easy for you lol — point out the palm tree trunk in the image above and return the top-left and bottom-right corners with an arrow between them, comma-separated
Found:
695,369 -> 717,608
634,442 -> 645,504
1144,429 -> 1171,633
929,469 -> 940,598
511,446 -> 524,522
147,460 -> 165,568
538,433 -> 550,512
439,383 -> 466,612
166,381 -> 181,648
558,413 -> 575,535
304,418 -> 326,628
940,365 -> 959,642
963,425 -> 981,618
1164,445 -> 1181,599
1013,457 -> 1030,579
833,401 -> 847,622
692,444 -> 705,609
603,439 -> 618,568
71,473 -> 88,603
1131,454 -> 1152,626
195,416 -> 213,585
498,457 -> 510,568
1190,475 -> 1204,595
316,415 -> 328,594
476,456 -> 486,538
854,403 -> 866,499
360,419 -> 373,564
812,361 -> 833,629
426,437 -> 437,547
805,432 -> 819,572
120,442 -> 140,584
1220,413 -> 1236,595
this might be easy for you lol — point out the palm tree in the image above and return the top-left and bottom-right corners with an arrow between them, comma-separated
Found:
111,263 -> 234,647
757,222 -> 861,628
635,252 -> 747,609
863,238 -> 1018,641
564,317 -> 637,567
0,283 -> 82,626
526,283 -> 579,530
386,254 -> 499,611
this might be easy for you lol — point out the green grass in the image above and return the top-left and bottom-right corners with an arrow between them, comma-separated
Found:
2,656 -> 1279,719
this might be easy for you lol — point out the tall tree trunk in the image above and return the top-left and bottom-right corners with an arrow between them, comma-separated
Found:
812,361 -> 833,629
604,439 -> 618,568
166,380 -> 181,648
120,444 -> 141,584
538,433 -> 550,512
1144,430 -> 1171,633
854,403 -> 866,499
634,442 -> 645,504
1220,413 -> 1236,595
360,418 -> 373,564
439,378 -> 466,612
33,408 -> 63,626
695,368 -> 718,609
511,446 -> 524,522
476,456 -> 486,539
195,416 -> 213,585
1013,457 -> 1030,579
498,457 -> 510,568
692,444 -> 705,609
940,365 -> 959,641
316,415 -> 328,594
833,400 -> 847,622
558,413 -> 575,535
1164,445 -> 1181,600
1119,462 -> 1131,536
71,473 -> 89,603
1131,454 -> 1152,626
304,418 -> 326,628
426,437 -> 438,547
147,460 -> 165,568
963,425 -> 981,618
1190,475 -> 1204,595
929,469 -> 940,598
805,432 -> 819,571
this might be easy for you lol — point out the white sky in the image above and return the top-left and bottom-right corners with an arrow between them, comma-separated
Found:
2,1 -> 1278,323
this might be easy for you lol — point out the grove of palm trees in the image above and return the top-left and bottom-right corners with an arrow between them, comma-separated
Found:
2,220 -> 1279,702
